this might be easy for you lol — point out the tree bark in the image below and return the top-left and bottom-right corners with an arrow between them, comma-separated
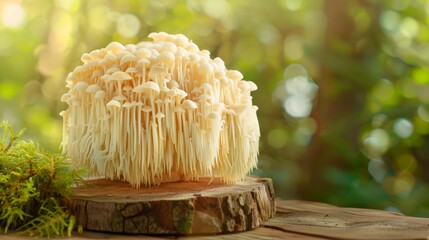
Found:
67,177 -> 275,235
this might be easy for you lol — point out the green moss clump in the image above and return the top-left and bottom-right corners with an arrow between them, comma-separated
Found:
0,121 -> 85,237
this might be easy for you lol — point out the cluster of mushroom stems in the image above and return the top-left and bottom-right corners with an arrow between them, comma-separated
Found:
60,32 -> 260,187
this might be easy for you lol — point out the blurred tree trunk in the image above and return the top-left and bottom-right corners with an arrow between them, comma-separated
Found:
297,0 -> 381,203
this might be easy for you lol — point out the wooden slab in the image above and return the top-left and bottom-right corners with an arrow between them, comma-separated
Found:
5,200 -> 429,239
67,177 -> 275,235
264,200 -> 429,240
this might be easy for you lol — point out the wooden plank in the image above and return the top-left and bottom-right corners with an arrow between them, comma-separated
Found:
266,200 -> 429,240
67,177 -> 276,235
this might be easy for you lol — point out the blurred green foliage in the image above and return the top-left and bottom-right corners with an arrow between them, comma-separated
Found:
1,0 -> 429,216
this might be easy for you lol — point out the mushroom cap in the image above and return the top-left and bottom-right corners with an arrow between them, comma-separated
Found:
123,85 -> 133,91
227,70 -> 243,81
106,99 -> 121,108
142,105 -> 152,112
126,67 -> 137,74
229,104 -> 248,114
122,102 -> 132,108
162,42 -> 177,53
136,48 -> 152,59
91,69 -> 104,79
148,32 -> 168,41
155,112 -> 165,118
175,88 -> 188,99
59,110 -> 67,117
174,34 -> 189,47
106,42 -> 126,53
181,99 -> 198,109
201,82 -> 213,91
131,101 -> 143,107
248,81 -> 258,91
100,73 -> 110,81
167,80 -> 179,89
198,93 -> 213,103
140,81 -> 160,95
86,84 -> 101,93
207,112 -> 219,119
85,60 -> 98,68
81,53 -> 92,62
125,44 -> 136,52
109,71 -> 133,82
66,73 -> 75,84
120,54 -> 138,66
191,87 -> 202,94
160,51 -> 175,65
73,65 -> 87,75
148,65 -> 166,79
174,105 -> 186,113
138,58 -> 150,65
104,52 -> 117,62
176,47 -> 187,58
133,84 -> 146,93
113,95 -> 127,101
198,61 -> 213,74
95,90 -> 107,99
167,89 -> 177,97
73,82 -> 89,91
107,67 -> 121,74
61,93 -> 71,102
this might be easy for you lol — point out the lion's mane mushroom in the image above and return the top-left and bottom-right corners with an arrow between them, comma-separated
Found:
60,32 -> 260,187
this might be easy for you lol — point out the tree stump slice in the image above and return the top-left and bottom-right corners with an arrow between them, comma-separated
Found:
68,177 -> 275,235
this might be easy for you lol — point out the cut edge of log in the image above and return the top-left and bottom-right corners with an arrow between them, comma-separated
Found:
68,176 -> 275,235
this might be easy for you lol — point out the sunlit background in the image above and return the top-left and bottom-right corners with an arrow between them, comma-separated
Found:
1,0 -> 429,216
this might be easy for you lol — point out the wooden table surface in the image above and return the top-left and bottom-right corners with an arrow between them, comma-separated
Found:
3,199 -> 429,240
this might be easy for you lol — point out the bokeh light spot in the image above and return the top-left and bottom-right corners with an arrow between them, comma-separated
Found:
56,0 -> 80,11
1,2 -> 26,29
283,0 -> 302,11
363,128 -> 390,157
412,68 -> 429,85
400,17 -> 419,39
283,64 -> 308,79
285,76 -> 318,98
284,96 -> 312,118
116,13 -> 141,38
417,105 -> 429,122
368,158 -> 386,182
393,118 -> 413,138
257,23 -> 281,45
380,10 -> 400,32
202,0 -> 230,19
393,172 -> 415,199
274,65 -> 318,120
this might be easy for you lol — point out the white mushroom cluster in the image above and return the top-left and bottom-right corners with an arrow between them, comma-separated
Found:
60,32 -> 260,187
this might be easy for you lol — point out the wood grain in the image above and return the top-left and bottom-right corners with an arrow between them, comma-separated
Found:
67,177 -> 276,235
3,199 -> 429,239
264,200 -> 429,240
